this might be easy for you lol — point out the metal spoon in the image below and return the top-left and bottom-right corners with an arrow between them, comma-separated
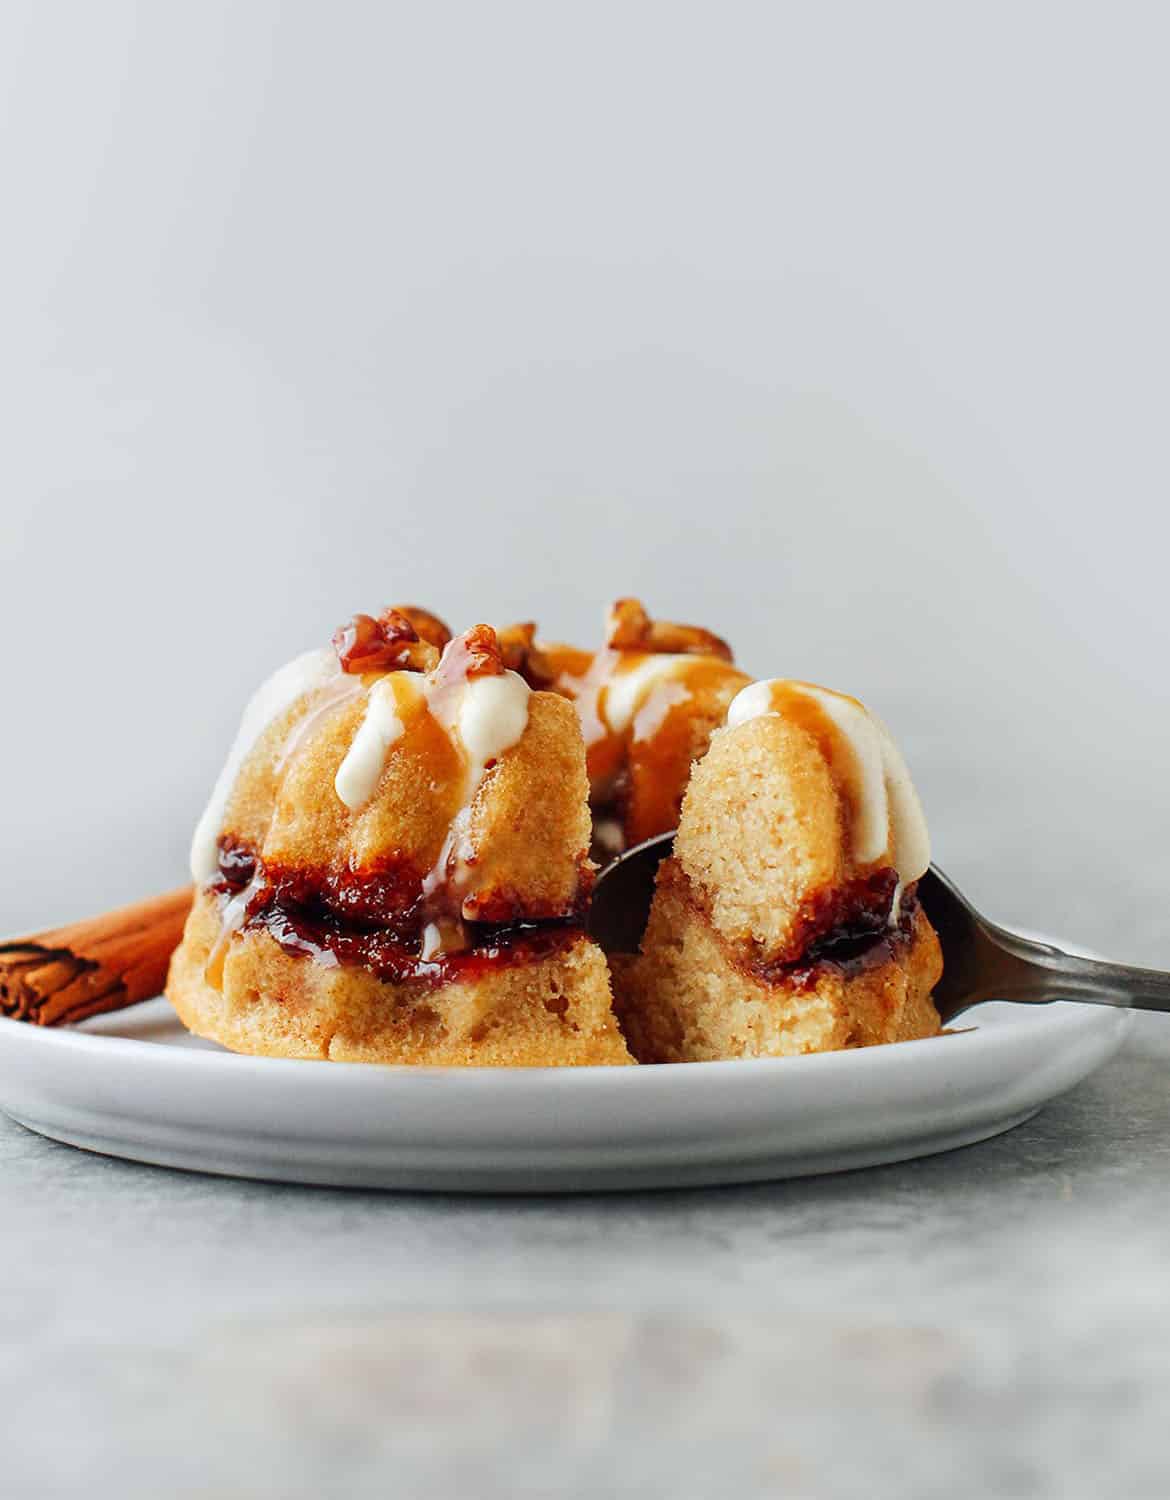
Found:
588,832 -> 1170,1024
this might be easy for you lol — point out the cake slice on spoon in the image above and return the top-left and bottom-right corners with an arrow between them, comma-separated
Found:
611,679 -> 943,1061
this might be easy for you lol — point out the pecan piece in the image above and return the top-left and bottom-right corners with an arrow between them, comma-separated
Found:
333,608 -> 440,673
497,621 -> 557,688
430,623 -> 507,689
604,598 -> 734,661
391,605 -> 452,651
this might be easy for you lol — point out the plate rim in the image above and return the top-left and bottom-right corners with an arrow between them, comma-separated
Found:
0,928 -> 1133,1190
0,985 -> 1132,1086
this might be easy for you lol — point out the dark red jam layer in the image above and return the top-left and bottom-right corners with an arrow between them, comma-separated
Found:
760,887 -> 919,991
788,867 -> 901,962
663,856 -> 913,989
213,839 -> 591,934
672,857 -> 905,979
254,903 -> 582,987
217,847 -> 428,936
212,838 -> 585,987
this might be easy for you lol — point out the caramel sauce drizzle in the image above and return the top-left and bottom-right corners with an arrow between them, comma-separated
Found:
544,644 -> 747,844
757,680 -> 880,869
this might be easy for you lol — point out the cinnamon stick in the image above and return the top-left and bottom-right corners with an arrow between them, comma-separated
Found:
0,887 -> 193,1027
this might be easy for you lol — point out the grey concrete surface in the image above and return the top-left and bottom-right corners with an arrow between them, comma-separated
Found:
1,1020 -> 1167,1500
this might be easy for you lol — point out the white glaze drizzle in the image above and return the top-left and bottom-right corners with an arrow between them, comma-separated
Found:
600,653 -> 700,733
871,713 -> 931,900
333,673 -> 422,811
559,650 -> 731,771
189,647 -> 339,885
274,672 -> 363,774
795,687 -> 889,865
420,666 -> 532,919
726,678 -> 931,916
202,869 -> 264,988
420,922 -> 445,962
725,679 -> 776,730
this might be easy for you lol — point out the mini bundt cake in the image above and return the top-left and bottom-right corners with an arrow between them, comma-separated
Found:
501,599 -> 751,854
168,594 -> 943,1069
612,678 -> 943,1060
166,608 -> 632,1066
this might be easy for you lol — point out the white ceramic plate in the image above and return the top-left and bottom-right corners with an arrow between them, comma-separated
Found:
0,936 -> 1130,1192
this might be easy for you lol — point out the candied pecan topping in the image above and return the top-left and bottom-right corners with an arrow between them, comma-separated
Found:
497,621 -> 557,688
332,608 -> 440,674
377,607 -> 421,644
334,613 -> 393,673
605,598 -> 653,650
604,597 -> 734,661
392,605 -> 452,651
455,623 -> 507,678
428,623 -> 507,689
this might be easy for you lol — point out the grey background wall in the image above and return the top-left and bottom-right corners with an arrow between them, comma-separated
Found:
2,1 -> 1167,960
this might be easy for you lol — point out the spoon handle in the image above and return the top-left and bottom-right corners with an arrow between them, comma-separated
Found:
992,929 -> 1170,1013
